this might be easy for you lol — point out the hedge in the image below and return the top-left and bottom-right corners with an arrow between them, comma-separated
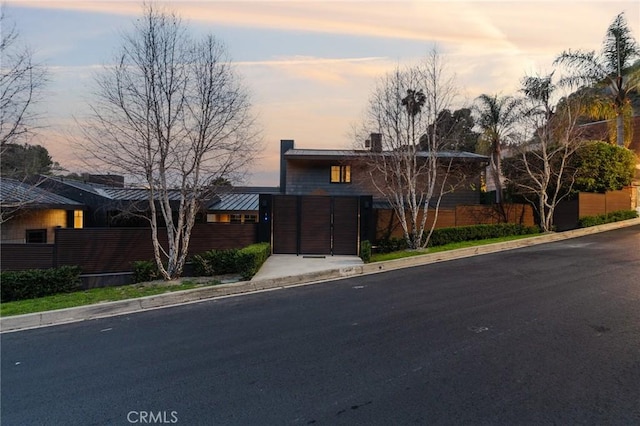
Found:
578,210 -> 638,228
236,243 -> 271,280
192,243 -> 271,280
375,223 -> 540,254
1,266 -> 82,303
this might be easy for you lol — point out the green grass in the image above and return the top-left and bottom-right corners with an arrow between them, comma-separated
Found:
370,234 -> 538,262
0,280 -> 218,317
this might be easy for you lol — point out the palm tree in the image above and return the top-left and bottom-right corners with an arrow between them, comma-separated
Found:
554,12 -> 640,147
402,89 -> 426,148
473,93 -> 522,206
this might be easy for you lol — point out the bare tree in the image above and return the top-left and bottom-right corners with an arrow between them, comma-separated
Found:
358,50 -> 469,249
82,4 -> 260,279
0,9 -> 47,147
503,74 -> 587,232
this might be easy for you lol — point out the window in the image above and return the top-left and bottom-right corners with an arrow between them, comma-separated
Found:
73,210 -> 83,229
244,214 -> 258,223
330,165 -> 351,183
207,213 -> 230,223
207,213 -> 258,224
26,229 -> 47,244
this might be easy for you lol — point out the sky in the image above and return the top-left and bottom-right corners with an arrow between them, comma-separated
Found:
3,0 -> 639,186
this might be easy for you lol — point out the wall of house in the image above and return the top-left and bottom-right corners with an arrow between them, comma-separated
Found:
285,160 -> 366,197
0,209 -> 67,243
285,159 -> 483,207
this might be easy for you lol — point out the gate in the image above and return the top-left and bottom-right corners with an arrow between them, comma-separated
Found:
271,195 -> 360,255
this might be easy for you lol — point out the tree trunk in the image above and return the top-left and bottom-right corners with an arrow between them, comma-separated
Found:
616,113 -> 624,147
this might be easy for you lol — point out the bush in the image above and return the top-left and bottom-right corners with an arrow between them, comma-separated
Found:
573,142 -> 636,193
191,248 -> 240,276
191,243 -> 271,280
578,210 -> 638,228
427,223 -> 540,247
236,243 -> 271,280
360,240 -> 372,263
131,260 -> 162,283
1,265 -> 82,302
376,237 -> 408,254
374,223 -> 540,253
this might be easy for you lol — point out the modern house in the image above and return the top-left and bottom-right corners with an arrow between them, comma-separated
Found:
260,137 -> 491,255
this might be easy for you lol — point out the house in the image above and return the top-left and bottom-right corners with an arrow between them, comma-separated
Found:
259,137 -> 492,255
0,178 -> 85,244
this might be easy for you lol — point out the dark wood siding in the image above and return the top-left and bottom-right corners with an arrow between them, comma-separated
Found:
0,244 -> 55,271
333,197 -> 359,255
2,224 -> 258,274
300,196 -> 331,254
272,196 -> 298,254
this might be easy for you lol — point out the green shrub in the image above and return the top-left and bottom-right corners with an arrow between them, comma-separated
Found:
376,237 -> 408,254
374,223 -> 540,253
236,243 -> 271,280
573,142 -> 636,193
191,248 -> 240,276
191,243 -> 271,280
131,260 -> 163,283
1,265 -> 82,302
578,210 -> 638,228
360,240 -> 372,263
427,223 -> 539,247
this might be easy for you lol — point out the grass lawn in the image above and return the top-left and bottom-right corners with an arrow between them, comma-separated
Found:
0,279 -> 219,317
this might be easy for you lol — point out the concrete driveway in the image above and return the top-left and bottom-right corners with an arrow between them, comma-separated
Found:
251,254 -> 364,281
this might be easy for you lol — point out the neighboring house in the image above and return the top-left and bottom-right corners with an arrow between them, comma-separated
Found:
0,178 -> 85,244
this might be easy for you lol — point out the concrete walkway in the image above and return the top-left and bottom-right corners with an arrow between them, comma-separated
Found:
2,218 -> 639,333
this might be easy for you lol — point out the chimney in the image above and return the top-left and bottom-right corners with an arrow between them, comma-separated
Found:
370,133 -> 382,152
280,140 -> 294,194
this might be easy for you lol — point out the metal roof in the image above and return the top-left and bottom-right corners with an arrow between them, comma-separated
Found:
208,193 -> 259,211
284,149 -> 488,161
0,178 -> 84,208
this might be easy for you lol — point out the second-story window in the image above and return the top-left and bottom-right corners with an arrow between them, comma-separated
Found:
330,165 -> 351,183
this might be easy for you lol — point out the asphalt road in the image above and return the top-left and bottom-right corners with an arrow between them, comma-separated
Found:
2,226 -> 639,425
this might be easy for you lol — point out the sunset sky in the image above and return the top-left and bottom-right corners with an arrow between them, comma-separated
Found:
4,1 -> 639,186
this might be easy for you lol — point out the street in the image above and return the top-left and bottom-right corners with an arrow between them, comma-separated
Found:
2,226 -> 639,425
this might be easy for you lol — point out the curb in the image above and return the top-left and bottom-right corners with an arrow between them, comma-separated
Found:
2,218 -> 639,333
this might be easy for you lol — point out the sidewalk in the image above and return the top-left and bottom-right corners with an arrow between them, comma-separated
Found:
2,218 -> 639,333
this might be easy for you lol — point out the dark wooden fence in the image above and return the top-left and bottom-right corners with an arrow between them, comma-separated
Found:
1,223 -> 258,274
554,187 -> 635,231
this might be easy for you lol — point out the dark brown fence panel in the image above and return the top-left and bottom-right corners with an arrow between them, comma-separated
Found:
188,223 -> 258,253
55,224 -> 258,274
333,197 -> 359,255
56,228 -> 158,273
0,244 -> 55,271
300,196 -> 331,254
272,196 -> 298,254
